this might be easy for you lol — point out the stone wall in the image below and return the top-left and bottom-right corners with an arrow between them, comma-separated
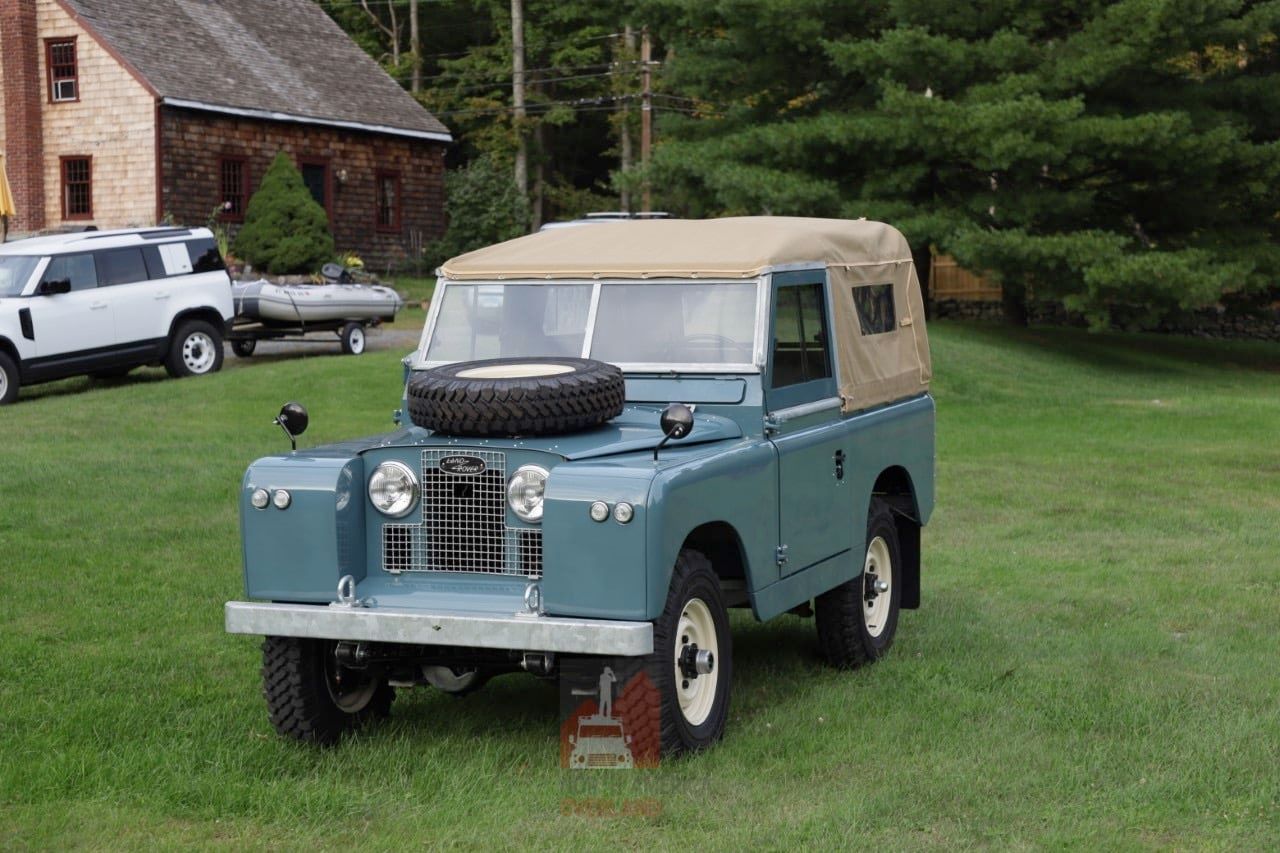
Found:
159,108 -> 446,271
35,0 -> 157,229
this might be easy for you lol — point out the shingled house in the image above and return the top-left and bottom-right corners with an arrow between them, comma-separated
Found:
0,0 -> 450,268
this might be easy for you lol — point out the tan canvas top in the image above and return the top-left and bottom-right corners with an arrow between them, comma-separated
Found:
439,216 -> 931,412
440,216 -> 913,280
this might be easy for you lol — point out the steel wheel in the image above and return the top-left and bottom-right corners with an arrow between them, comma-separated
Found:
862,535 -> 893,639
323,650 -> 380,713
341,322 -> 366,355
674,597 -> 719,727
182,331 -> 217,374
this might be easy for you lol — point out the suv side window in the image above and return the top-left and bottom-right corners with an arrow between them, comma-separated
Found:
95,247 -> 149,286
41,253 -> 99,291
188,238 -> 226,273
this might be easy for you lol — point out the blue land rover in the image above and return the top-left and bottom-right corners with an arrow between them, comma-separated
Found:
226,216 -> 935,753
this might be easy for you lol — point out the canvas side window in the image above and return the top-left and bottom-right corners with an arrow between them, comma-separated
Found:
771,283 -> 832,388
852,283 -> 895,335
42,254 -> 98,291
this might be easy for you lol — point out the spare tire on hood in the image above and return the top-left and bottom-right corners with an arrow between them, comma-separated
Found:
406,357 -> 625,437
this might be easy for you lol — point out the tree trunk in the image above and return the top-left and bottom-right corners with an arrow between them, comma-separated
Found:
619,26 -> 635,212
1002,280 -> 1030,326
409,0 -> 422,94
511,0 -> 528,205
911,245 -> 933,321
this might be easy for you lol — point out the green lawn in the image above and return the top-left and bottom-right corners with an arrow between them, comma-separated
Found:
2,322 -> 1278,849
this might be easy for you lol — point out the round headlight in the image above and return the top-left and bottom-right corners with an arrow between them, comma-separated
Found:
368,461 -> 419,518
508,465 -> 549,523
589,501 -> 610,522
272,489 -> 292,510
613,502 -> 634,524
250,488 -> 270,509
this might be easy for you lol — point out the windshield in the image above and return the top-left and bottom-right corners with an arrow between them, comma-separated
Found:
424,281 -> 759,368
0,256 -> 40,297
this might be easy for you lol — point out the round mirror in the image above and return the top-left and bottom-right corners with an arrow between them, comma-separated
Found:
660,403 -> 694,440
277,401 -> 309,436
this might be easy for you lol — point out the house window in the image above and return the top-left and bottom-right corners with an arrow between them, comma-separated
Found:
220,158 -> 250,220
61,157 -> 92,220
46,38 -> 79,102
299,159 -> 331,220
376,171 -> 401,231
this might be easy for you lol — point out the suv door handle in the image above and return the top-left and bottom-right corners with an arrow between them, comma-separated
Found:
90,301 -> 108,310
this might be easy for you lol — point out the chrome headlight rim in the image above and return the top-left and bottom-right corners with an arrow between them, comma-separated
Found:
368,460 -> 420,518
507,464 -> 550,524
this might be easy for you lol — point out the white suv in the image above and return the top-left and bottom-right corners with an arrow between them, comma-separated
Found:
0,227 -> 235,404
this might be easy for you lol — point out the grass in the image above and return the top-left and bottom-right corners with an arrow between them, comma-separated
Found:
2,320 -> 1279,849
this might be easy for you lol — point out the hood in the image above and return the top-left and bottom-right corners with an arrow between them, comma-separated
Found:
339,405 -> 743,460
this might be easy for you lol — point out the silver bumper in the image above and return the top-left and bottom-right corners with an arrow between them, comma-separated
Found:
224,601 -> 653,656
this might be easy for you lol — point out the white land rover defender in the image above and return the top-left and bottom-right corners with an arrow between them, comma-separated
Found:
0,227 -> 235,404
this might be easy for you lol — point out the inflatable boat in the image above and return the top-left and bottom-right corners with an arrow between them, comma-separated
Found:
233,280 -> 404,324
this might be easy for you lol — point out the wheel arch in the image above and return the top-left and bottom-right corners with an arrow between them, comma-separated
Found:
168,307 -> 228,340
680,521 -> 748,585
872,465 -> 921,610
0,335 -> 20,367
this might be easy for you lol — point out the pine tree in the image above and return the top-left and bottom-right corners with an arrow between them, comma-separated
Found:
644,0 -> 1280,326
232,152 -> 335,275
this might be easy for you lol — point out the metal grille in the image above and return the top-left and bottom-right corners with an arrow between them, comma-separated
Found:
381,449 -> 543,578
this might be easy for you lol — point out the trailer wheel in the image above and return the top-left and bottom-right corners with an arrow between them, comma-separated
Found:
341,322 -> 366,355
232,339 -> 256,358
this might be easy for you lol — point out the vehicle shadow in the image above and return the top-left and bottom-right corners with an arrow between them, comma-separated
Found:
944,319 -> 1280,377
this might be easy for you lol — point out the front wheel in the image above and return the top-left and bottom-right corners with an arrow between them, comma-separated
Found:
261,636 -> 394,745
641,549 -> 732,755
815,499 -> 903,668
165,320 -> 224,378
340,322 -> 366,355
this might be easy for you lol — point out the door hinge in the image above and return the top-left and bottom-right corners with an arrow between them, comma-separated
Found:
776,544 -> 789,567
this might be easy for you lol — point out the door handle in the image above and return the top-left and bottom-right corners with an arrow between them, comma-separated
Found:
90,301 -> 108,310
834,449 -> 846,481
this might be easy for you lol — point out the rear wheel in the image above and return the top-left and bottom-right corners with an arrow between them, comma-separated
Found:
261,636 -> 394,745
815,499 -> 902,668
340,322 -> 366,355
231,338 -> 256,358
165,319 -> 224,378
640,549 -> 732,755
0,352 -> 19,405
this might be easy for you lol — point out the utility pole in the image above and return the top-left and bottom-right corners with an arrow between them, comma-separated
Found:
511,0 -> 528,205
409,0 -> 422,94
640,26 -> 652,214
619,26 -> 635,212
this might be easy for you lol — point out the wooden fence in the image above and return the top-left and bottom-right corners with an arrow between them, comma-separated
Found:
930,254 -> 1002,301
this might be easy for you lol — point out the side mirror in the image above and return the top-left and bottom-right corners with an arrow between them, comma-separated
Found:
654,403 -> 695,461
660,403 -> 694,440
273,401 -> 308,450
37,278 -> 71,295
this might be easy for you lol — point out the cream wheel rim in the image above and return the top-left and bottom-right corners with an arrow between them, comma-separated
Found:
863,535 -> 892,638
674,597 -> 719,727
455,363 -> 575,379
182,332 -> 217,374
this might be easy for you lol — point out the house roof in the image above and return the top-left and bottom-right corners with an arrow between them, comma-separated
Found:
60,0 -> 451,142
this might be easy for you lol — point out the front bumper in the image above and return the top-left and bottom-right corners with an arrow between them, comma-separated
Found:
224,601 -> 653,656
